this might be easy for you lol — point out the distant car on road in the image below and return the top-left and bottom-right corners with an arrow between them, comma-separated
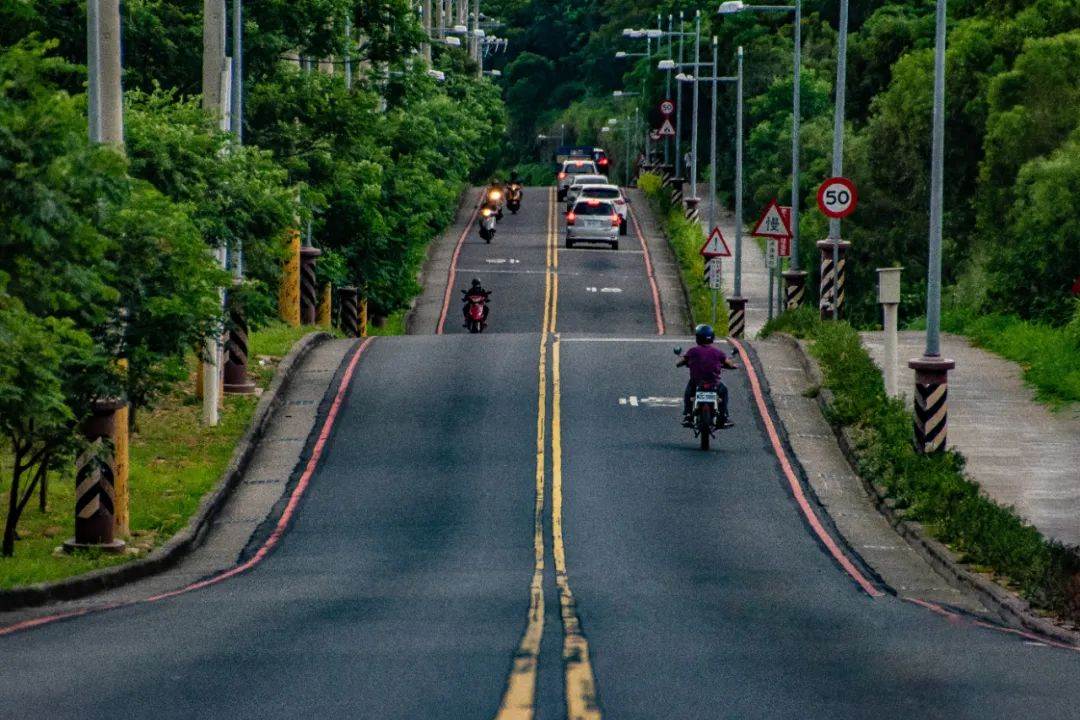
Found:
564,175 -> 610,210
565,198 -> 620,250
575,184 -> 629,235
554,146 -> 610,173
557,159 -> 599,200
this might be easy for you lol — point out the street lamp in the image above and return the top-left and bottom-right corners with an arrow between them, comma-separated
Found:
910,0 -> 955,454
718,0 -> 806,309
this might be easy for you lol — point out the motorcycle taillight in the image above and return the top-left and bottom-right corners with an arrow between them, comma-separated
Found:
611,214 -> 621,226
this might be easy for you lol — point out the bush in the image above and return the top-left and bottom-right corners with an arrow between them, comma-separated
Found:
639,172 -> 729,335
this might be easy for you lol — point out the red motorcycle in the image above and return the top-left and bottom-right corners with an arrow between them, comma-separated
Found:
464,292 -> 490,334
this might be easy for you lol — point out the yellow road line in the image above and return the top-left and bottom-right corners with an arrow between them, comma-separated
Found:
494,188 -> 556,720
552,337 -> 601,720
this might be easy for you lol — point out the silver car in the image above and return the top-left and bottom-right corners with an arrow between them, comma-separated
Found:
566,198 -> 620,250
575,184 -> 629,235
564,175 -> 611,211
557,159 -> 599,200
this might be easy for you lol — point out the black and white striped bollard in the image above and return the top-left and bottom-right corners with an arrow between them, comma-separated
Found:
727,297 -> 747,338
782,270 -> 807,311
909,356 -> 955,453
817,239 -> 851,320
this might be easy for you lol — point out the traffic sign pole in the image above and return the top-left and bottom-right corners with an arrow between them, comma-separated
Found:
816,176 -> 858,320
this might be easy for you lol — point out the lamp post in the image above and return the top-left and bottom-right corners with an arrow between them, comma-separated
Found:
910,0 -> 955,454
729,46 -> 747,338
690,10 -> 701,200
718,0 -> 806,309
820,0 -> 849,321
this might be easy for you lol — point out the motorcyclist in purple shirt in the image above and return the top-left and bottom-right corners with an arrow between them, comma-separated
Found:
677,324 -> 737,428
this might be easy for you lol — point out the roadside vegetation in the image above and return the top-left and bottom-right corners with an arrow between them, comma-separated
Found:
639,173 -> 728,335
1,1 -> 505,563
763,308 -> 1080,624
490,0 -> 1080,339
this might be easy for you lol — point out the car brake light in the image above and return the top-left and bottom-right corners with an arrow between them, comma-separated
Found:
611,214 -> 621,226
566,212 -> 576,225
586,199 -> 600,206
558,172 -> 567,180
599,158 -> 609,166
574,161 -> 584,166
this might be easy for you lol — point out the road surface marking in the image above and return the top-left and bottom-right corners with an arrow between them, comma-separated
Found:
731,338 -> 884,598
600,287 -> 622,293
0,338 -> 377,637
552,337 -> 602,719
436,190 -> 485,334
627,202 -> 665,334
495,188 -> 559,718
628,396 -> 639,406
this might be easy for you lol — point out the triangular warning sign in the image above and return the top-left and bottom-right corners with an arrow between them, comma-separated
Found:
751,199 -> 793,239
658,118 -> 676,137
700,227 -> 732,258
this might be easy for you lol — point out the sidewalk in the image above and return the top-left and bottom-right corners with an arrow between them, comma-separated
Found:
862,331 -> 1080,548
753,336 -> 987,612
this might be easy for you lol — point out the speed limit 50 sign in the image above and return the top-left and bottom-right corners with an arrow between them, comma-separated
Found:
816,177 -> 858,219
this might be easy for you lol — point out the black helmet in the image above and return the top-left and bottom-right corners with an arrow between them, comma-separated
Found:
694,324 -> 715,345
471,278 -> 482,289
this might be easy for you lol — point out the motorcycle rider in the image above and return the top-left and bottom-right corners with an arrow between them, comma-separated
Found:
462,278 -> 491,326
677,324 -> 737,429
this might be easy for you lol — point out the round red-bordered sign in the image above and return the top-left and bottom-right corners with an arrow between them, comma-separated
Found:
816,177 -> 858,219
659,99 -> 675,116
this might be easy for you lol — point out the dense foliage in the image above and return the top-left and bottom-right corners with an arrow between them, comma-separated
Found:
492,0 -> 1080,327
0,2 -> 504,554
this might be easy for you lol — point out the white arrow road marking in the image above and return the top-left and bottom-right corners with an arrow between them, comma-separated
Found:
600,287 -> 623,293
618,396 -> 682,408
629,396 -> 639,407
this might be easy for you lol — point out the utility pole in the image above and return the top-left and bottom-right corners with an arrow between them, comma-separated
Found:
99,0 -> 124,147
423,0 -> 433,64
344,15 -> 352,90
230,0 -> 242,144
820,0 -> 849,321
87,0 -> 101,142
675,11 -> 684,184
690,10 -> 701,200
665,14 -> 673,168
202,0 -> 227,428
728,46 -> 748,339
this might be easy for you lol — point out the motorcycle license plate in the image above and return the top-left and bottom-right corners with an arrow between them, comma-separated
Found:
695,392 -> 718,404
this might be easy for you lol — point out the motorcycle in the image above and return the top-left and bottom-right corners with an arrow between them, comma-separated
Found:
479,206 -> 497,243
507,183 -> 523,214
486,187 -> 505,220
674,347 -> 733,451
464,292 -> 490,334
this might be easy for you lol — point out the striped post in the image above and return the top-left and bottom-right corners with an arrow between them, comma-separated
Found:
279,229 -> 301,327
669,178 -> 684,206
65,399 -> 126,553
727,297 -> 747,338
223,286 -> 256,395
817,239 -> 851,320
909,357 -> 955,453
317,283 -> 333,328
782,270 -> 807,311
683,197 -> 701,222
337,286 -> 360,338
299,246 -> 322,325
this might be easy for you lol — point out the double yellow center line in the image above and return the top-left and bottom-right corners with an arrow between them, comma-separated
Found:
495,189 -> 600,720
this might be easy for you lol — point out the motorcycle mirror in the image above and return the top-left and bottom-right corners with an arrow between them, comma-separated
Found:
673,346 -> 682,356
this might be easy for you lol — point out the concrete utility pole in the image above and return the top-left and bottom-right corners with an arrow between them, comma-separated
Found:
87,0 -> 101,142
728,46 -> 747,338
344,15 -> 352,90
99,0 -> 124,146
690,10 -> 701,200
910,0 -> 956,454
230,0 -> 242,143
675,11 -> 684,186
203,0 -> 227,118
423,0 -> 433,64
665,14 -> 673,167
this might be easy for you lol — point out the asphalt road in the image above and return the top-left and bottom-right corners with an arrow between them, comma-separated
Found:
3,187 -> 1080,719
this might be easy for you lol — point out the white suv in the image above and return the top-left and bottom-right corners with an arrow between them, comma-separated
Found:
575,184 -> 629,235
557,159 -> 599,200
566,198 -> 620,250
564,175 -> 611,211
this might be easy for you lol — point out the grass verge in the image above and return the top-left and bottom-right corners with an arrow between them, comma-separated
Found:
638,172 -> 728,335
928,307 -> 1080,409
0,323 -> 324,589
763,307 -> 1080,623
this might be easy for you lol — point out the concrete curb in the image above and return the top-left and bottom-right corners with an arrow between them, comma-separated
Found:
777,332 -> 1080,647
639,191 -> 695,333
0,332 -> 332,612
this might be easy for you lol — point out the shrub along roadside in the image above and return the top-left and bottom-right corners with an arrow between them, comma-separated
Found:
638,173 -> 729,336
762,307 -> 1080,623
0,324 -> 321,590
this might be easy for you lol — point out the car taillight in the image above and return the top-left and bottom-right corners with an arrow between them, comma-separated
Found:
599,158 -> 609,166
558,172 -> 567,180
566,212 -> 576,225
611,214 -> 621,227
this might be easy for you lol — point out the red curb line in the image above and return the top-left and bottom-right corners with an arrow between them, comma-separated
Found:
731,337 -> 884,598
628,202 -> 666,336
436,191 -> 485,334
0,337 -> 374,638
